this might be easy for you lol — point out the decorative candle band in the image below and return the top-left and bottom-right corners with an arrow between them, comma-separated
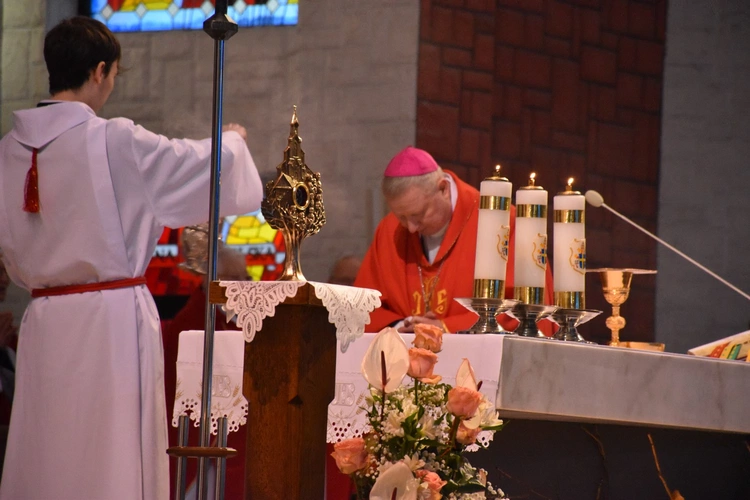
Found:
514,286 -> 545,305
473,279 -> 505,299
516,204 -> 548,218
554,291 -> 585,309
479,195 -> 510,211
553,209 -> 585,223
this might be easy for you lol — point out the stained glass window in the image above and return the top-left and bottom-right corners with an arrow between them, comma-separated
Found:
90,0 -> 298,33
221,210 -> 286,282
146,209 -> 286,296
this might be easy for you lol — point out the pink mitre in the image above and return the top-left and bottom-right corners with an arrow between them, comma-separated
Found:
384,146 -> 439,177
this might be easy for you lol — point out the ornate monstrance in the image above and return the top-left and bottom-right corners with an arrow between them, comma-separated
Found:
261,106 -> 326,281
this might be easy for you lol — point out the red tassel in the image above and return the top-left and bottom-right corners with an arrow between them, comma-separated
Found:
23,148 -> 40,213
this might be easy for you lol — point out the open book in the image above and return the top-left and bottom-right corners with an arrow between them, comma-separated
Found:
688,329 -> 750,361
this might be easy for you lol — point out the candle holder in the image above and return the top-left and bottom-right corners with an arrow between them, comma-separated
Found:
454,298 -> 519,334
553,178 -> 586,310
588,268 -> 657,346
513,173 -> 548,306
550,308 -> 601,343
511,303 -> 558,338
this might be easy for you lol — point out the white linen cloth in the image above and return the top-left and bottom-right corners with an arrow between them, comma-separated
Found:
0,101 -> 262,500
220,280 -> 381,351
172,330 -> 247,434
327,333 -> 505,448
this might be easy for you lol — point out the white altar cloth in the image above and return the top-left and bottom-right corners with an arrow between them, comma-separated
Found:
327,333 -> 504,444
219,280 -> 381,351
328,334 -> 750,441
172,330 -> 247,435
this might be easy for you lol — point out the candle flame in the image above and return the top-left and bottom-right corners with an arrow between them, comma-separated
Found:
495,164 -> 502,173
529,172 -> 536,186
567,177 -> 574,191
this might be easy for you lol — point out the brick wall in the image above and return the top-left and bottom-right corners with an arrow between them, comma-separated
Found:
417,0 -> 667,342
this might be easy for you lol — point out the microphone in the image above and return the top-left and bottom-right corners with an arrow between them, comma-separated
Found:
585,190 -> 750,302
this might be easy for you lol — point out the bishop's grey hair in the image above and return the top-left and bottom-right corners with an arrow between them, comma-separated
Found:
382,167 -> 444,200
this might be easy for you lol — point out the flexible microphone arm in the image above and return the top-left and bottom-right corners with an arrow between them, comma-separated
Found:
585,190 -> 750,302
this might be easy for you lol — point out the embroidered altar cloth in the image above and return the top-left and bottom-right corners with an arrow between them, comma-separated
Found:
327,333 -> 505,449
172,330 -> 247,435
219,280 -> 381,351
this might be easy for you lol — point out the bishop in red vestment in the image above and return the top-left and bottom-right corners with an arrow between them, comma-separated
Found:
354,147 -> 554,333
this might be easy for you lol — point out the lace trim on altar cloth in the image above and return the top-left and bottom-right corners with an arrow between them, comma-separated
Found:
327,410 -> 494,452
172,380 -> 248,435
219,281 -> 381,351
309,282 -> 382,352
220,281 -> 304,343
171,330 -> 248,435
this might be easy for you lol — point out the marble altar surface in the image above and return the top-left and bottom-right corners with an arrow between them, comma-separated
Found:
329,334 -> 750,440
498,336 -> 750,434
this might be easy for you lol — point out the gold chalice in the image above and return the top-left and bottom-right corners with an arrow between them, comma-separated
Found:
588,268 -> 656,346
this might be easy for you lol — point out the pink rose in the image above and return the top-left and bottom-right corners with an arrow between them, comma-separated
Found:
407,348 -> 441,384
416,469 -> 447,498
456,422 -> 481,445
446,386 -> 483,419
413,323 -> 444,353
331,437 -> 369,474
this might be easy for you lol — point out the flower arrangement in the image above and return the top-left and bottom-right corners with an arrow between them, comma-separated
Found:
331,324 -> 506,500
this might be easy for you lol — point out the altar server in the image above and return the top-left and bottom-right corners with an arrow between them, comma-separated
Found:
0,17 -> 262,500
354,146 -> 553,333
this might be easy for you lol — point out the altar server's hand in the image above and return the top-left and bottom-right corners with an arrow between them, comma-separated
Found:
398,311 -> 445,333
223,123 -> 247,141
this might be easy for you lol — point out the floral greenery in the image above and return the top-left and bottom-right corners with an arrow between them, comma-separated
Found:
332,326 -> 506,500
360,382 -> 505,499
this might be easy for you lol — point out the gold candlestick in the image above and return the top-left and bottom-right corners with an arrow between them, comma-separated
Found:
589,268 -> 656,346
261,106 -> 326,281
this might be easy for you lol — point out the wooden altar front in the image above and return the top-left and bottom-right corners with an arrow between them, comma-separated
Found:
210,281 -> 337,500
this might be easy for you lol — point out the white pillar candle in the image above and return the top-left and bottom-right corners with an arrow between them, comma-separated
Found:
553,178 -> 586,309
473,165 -> 512,298
514,173 -> 548,304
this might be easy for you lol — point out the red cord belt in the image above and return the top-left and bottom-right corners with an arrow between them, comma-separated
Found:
31,276 -> 147,298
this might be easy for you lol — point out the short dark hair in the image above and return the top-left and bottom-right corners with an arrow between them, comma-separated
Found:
44,16 -> 121,95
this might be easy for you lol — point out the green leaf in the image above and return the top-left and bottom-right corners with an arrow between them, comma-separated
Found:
455,483 -> 487,494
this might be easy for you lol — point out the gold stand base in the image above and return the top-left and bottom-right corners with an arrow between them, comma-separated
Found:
554,291 -> 585,310
473,279 -> 505,299
514,286 -> 545,304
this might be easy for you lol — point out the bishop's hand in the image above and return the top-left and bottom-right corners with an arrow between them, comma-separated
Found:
398,311 -> 445,333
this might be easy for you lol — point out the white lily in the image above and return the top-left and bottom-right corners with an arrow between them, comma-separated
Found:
370,461 -> 420,500
383,411 -> 406,437
463,398 -> 502,430
401,454 -> 426,472
362,327 -> 410,393
418,414 -> 437,439
455,358 -> 478,390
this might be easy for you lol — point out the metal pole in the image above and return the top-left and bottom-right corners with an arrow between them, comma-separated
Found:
175,416 -> 189,500
197,2 -> 238,499
214,417 -> 229,500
